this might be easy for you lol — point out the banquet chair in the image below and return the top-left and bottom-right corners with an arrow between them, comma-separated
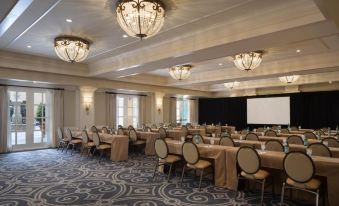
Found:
290,126 -> 298,131
128,125 -> 134,130
117,128 -> 124,135
280,128 -> 290,134
92,131 -> 111,162
265,130 -> 277,137
145,126 -> 152,132
287,135 -> 304,145
91,125 -> 98,133
308,143 -> 332,157
257,127 -> 264,132
304,131 -> 317,140
180,142 -> 213,191
151,124 -> 157,129
129,129 -> 146,153
192,134 -> 204,144
219,136 -> 235,147
272,126 -> 279,130
80,130 -> 95,157
158,127 -> 167,139
153,138 -> 181,182
181,126 -> 188,137
236,146 -> 272,206
281,151 -> 321,206
215,125 -> 222,137
241,129 -> 248,135
245,133 -> 259,141
315,129 -> 325,135
57,127 -> 69,152
65,128 -> 82,155
265,140 -> 283,152
322,137 -> 339,148
101,126 -> 109,134
204,125 -> 212,137
220,132 -> 230,138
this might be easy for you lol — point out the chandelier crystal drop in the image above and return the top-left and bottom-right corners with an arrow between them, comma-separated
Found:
279,75 -> 300,83
54,37 -> 90,63
169,64 -> 192,80
116,0 -> 166,39
234,51 -> 263,71
224,81 -> 239,89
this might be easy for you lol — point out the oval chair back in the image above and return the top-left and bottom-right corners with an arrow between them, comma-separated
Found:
283,151 -> 315,183
182,142 -> 199,165
66,128 -> 73,141
81,130 -> 89,144
102,127 -> 109,134
245,133 -> 259,141
257,127 -> 264,132
57,128 -> 64,141
129,129 -> 138,142
236,146 -> 260,174
265,140 -> 283,152
192,134 -> 204,144
154,138 -> 168,159
219,136 -> 235,147
308,143 -> 332,157
91,126 -> 98,133
290,126 -> 298,131
272,126 -> 279,130
287,135 -> 304,145
151,124 -> 157,129
146,126 -> 152,132
128,125 -> 134,130
92,132 -> 101,147
158,127 -> 167,139
241,129 -> 248,135
265,130 -> 277,137
117,128 -> 124,135
181,126 -> 188,137
280,128 -> 290,134
304,131 -> 317,139
315,129 -> 325,135
322,137 -> 339,148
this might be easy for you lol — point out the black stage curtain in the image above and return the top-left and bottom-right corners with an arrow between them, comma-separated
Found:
199,91 -> 339,130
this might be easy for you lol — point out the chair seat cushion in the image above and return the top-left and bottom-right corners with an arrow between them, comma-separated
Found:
132,140 -> 146,145
71,139 -> 82,144
241,169 -> 269,180
97,144 -> 111,150
187,160 -> 211,169
286,178 -> 321,190
86,142 -> 95,147
163,155 -> 181,163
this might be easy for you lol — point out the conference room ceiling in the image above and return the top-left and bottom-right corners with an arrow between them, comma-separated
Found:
0,0 -> 339,94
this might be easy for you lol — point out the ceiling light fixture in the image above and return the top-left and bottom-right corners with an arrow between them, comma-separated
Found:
27,45 -> 31,48
54,36 -> 90,63
279,75 -> 300,84
169,64 -> 192,80
116,0 -> 166,39
234,51 -> 263,71
224,81 -> 239,89
66,19 -> 72,23
296,49 -> 301,53
218,63 -> 223,66
123,34 -> 128,38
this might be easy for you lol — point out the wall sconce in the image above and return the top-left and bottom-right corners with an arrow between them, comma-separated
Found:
83,96 -> 92,114
156,98 -> 162,114
157,104 -> 161,113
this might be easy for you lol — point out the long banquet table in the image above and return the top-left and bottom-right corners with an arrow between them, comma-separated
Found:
72,131 -> 129,161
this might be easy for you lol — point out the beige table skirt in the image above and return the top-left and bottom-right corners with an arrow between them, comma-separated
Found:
137,131 -> 159,155
72,131 -> 129,161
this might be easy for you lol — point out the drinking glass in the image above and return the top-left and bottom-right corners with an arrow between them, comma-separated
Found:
261,143 -> 266,151
212,133 -> 215,137
181,136 -> 185,142
210,139 -> 215,145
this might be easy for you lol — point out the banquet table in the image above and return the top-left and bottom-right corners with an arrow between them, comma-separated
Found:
137,131 -> 159,155
72,131 -> 129,161
231,134 -> 321,144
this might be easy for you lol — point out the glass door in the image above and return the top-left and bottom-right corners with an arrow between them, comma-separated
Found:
9,88 -> 51,151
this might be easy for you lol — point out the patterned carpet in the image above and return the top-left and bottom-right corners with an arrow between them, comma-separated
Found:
0,149 -> 309,206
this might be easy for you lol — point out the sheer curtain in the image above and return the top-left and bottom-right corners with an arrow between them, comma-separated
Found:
169,97 -> 177,124
0,86 -> 10,153
105,93 -> 116,129
138,96 -> 146,127
51,90 -> 64,147
189,99 -> 198,124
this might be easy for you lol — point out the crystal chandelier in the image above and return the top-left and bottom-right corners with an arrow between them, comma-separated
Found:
169,65 -> 192,80
54,37 -> 90,63
224,81 -> 239,89
116,0 -> 166,39
279,75 -> 300,83
234,51 -> 263,71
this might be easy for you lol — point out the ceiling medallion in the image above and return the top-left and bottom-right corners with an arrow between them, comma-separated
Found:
169,64 -> 192,80
279,75 -> 300,84
224,81 -> 239,89
234,50 -> 263,71
116,0 -> 166,39
54,36 -> 90,63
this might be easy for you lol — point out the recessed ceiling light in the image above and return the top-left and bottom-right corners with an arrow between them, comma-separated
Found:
296,49 -> 301,53
329,81 -> 332,84
218,63 -> 223,66
66,19 -> 72,23
123,34 -> 128,38
27,45 -> 31,48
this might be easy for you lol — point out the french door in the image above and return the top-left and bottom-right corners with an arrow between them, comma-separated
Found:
9,88 -> 51,151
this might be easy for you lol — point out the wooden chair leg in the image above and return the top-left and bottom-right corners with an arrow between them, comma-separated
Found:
280,182 -> 286,204
198,169 -> 204,191
99,150 -> 104,162
167,163 -> 173,182
152,160 -> 159,180
65,143 -> 71,153
260,179 -> 266,206
180,165 -> 186,186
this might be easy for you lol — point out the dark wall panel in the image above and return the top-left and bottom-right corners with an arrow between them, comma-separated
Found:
198,91 -> 339,130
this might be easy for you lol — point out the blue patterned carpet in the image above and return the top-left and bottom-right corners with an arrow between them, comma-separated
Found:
0,149 -> 309,206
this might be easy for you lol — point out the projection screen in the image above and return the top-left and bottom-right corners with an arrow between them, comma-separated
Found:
247,97 -> 290,125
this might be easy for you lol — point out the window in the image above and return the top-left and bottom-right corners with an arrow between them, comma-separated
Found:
177,99 -> 190,125
9,91 -> 27,145
116,95 -> 139,128
33,92 -> 47,143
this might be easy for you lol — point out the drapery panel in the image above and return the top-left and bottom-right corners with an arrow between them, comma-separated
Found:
169,97 -> 177,124
105,93 -> 116,128
189,99 -> 198,124
52,90 -> 64,147
138,96 -> 146,126
0,86 -> 10,153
